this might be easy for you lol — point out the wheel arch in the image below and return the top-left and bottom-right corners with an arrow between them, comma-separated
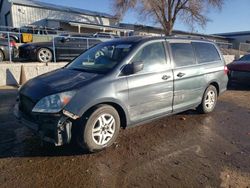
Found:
80,102 -> 128,129
199,81 -> 220,106
37,47 -> 54,54
208,81 -> 220,96
0,49 -> 5,61
10,35 -> 19,43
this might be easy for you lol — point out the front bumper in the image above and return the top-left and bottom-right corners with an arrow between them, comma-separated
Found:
18,47 -> 37,61
14,103 -> 72,146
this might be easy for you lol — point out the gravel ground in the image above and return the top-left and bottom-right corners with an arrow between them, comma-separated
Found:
0,84 -> 249,188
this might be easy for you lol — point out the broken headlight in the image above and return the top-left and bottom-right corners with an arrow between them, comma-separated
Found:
32,91 -> 76,113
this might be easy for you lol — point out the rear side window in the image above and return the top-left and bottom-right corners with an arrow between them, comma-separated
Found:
192,42 -> 221,63
170,43 -> 196,67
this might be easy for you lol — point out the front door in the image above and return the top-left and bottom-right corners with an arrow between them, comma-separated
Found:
127,41 -> 174,123
54,37 -> 72,61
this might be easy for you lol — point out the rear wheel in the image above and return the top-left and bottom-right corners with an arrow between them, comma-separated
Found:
77,105 -> 120,152
37,48 -> 52,63
0,50 -> 4,62
198,85 -> 218,114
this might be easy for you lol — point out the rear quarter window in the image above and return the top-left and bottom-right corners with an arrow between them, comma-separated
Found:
192,42 -> 221,64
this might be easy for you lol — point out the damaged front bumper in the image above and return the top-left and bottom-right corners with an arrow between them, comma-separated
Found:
14,103 -> 73,146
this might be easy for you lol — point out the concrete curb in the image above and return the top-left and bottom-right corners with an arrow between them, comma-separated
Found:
0,62 -> 68,86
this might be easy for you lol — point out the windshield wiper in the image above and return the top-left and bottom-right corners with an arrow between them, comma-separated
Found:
70,67 -> 102,74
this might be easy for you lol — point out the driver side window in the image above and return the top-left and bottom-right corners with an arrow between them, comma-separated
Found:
131,42 -> 167,73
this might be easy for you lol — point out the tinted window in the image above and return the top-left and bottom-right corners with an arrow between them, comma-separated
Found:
193,42 -> 221,63
170,43 -> 196,67
239,54 -> 250,61
132,42 -> 167,73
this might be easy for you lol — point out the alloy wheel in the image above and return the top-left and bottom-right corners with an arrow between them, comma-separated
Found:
38,48 -> 52,63
92,114 -> 116,146
205,90 -> 216,110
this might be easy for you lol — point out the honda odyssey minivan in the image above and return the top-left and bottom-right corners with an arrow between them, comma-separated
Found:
14,36 -> 228,152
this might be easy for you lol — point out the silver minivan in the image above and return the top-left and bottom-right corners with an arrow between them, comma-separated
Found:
15,36 -> 228,152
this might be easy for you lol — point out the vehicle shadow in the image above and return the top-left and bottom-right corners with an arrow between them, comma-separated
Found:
0,130 -> 91,158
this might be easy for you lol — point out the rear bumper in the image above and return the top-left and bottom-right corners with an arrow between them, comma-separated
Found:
14,103 -> 72,146
229,71 -> 250,83
1,46 -> 18,60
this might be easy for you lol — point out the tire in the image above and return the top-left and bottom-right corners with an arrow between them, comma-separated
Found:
37,48 -> 52,63
197,85 -> 218,114
0,50 -> 4,62
77,105 -> 120,152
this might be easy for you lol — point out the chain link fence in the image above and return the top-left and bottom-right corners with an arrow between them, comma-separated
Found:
216,41 -> 250,59
239,43 -> 250,57
216,42 -> 235,55
0,30 -> 106,63
1,25 -> 250,64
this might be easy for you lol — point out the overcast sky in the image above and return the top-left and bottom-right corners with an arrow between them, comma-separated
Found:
40,0 -> 250,34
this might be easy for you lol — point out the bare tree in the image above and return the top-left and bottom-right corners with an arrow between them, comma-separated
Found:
112,0 -> 224,35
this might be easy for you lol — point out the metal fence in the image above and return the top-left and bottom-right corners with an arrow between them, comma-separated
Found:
216,42 -> 233,50
1,28 -> 250,63
0,30 -> 106,63
239,43 -> 250,56
0,25 -> 64,36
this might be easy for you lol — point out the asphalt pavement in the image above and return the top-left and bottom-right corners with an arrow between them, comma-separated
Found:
0,84 -> 249,188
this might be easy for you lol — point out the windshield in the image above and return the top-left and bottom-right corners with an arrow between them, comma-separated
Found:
67,42 -> 134,73
239,54 -> 250,61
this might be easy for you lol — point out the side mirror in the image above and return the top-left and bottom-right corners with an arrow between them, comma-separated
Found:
122,61 -> 144,75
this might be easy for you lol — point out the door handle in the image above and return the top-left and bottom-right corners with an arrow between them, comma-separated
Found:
162,75 -> 171,80
177,72 -> 186,78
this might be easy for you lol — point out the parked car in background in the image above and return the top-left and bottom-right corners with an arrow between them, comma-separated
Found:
0,38 -> 18,62
1,32 -> 20,43
19,36 -> 102,63
15,36 -> 228,152
92,32 -> 120,39
0,26 -> 60,43
227,54 -> 250,84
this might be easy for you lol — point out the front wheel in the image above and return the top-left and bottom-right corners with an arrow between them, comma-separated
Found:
37,48 -> 52,63
77,105 -> 120,152
198,85 -> 218,114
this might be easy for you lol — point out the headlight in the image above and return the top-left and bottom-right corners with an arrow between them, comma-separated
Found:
32,91 -> 76,113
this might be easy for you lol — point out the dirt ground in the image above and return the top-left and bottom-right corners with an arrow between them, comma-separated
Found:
0,84 -> 249,188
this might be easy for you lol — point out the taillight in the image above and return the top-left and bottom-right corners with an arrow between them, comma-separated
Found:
224,66 -> 229,75
9,41 -> 16,47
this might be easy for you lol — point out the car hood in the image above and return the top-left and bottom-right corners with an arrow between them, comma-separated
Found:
19,68 -> 100,102
227,61 -> 250,72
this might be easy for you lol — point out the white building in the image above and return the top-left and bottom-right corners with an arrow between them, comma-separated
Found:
0,0 -> 130,34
